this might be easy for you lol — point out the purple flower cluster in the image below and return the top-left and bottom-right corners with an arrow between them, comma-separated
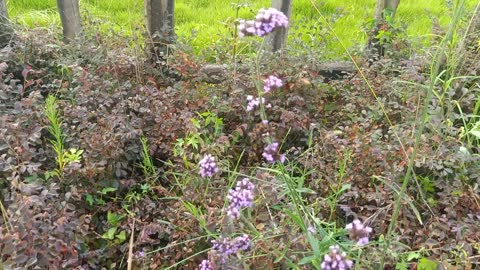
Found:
238,8 -> 289,37
197,259 -> 213,270
246,95 -> 265,112
135,249 -> 145,258
345,219 -> 372,246
263,75 -> 283,93
226,178 -> 255,219
212,234 -> 251,262
262,142 -> 285,163
321,245 -> 353,270
199,154 -> 219,178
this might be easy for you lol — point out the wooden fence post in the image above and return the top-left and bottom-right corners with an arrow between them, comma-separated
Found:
145,0 -> 176,62
57,0 -> 83,43
0,0 -> 13,48
269,0 -> 292,52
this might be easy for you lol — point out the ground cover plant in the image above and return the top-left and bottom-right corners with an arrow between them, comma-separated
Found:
1,0 -> 480,270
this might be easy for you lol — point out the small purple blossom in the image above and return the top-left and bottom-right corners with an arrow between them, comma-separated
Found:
345,219 -> 372,246
226,178 -> 255,219
238,8 -> 289,37
232,234 -> 251,251
246,95 -> 271,112
135,249 -> 145,259
199,154 -> 219,178
321,245 -> 353,270
262,142 -> 285,163
263,75 -> 283,93
212,234 -> 251,259
198,259 -> 214,270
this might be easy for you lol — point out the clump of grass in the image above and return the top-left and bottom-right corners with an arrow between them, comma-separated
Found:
7,0 -> 479,55
139,136 -> 156,181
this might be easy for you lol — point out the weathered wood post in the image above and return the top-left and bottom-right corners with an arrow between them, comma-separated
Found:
366,0 -> 400,61
269,0 -> 292,52
56,0 -> 83,43
144,0 -> 176,63
0,0 -> 13,48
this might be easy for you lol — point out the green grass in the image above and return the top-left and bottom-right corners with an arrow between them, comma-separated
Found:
6,0 -> 478,53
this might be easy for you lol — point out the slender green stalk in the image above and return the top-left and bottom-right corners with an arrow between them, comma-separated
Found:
328,149 -> 351,222
254,39 -> 270,127
0,199 -> 12,232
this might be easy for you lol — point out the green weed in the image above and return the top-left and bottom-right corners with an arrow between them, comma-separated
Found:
139,136 -> 156,181
44,95 -> 83,179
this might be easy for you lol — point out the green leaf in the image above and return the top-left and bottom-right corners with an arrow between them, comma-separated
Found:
406,252 -> 420,261
418,258 -> 438,270
191,118 -> 200,129
44,171 -> 54,180
295,187 -> 316,194
395,261 -> 408,270
99,187 -> 117,195
116,230 -> 127,243
469,130 -> 480,139
107,211 -> 124,226
298,255 -> 315,265
283,208 -> 304,229
102,227 -> 117,240
96,198 -> 106,205
85,194 -> 94,206
306,232 -> 320,257
339,183 -> 351,192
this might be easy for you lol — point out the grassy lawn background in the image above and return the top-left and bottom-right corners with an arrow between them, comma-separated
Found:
5,0 -> 478,53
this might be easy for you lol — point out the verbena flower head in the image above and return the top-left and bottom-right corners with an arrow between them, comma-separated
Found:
262,142 -> 285,163
345,219 -> 373,246
246,95 -> 270,112
199,154 -> 219,178
263,75 -> 283,93
238,8 -> 288,37
226,178 -> 255,219
212,234 -> 251,263
321,245 -> 353,270
198,259 -> 214,270
232,234 -> 250,251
